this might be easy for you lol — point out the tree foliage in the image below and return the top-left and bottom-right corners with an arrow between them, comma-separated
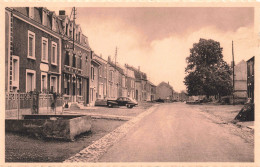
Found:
184,38 -> 233,97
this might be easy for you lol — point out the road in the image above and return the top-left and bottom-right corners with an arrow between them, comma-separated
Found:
98,103 -> 254,162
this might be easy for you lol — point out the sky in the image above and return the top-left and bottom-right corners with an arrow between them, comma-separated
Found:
49,7 -> 256,92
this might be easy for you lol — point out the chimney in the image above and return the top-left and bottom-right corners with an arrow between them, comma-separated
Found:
138,66 -> 140,71
100,54 -> 102,58
168,81 -> 169,85
59,10 -> 66,16
108,56 -> 111,62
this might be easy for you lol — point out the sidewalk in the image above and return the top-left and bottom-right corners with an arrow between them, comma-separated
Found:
64,104 -> 159,162
62,102 -> 155,121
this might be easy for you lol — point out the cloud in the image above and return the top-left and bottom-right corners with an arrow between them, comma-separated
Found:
84,23 -> 255,92
48,7 -> 255,92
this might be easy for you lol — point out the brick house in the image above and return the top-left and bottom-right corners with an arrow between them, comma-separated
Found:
5,7 -> 65,118
58,10 -> 92,107
247,56 -> 254,103
6,7 -> 62,94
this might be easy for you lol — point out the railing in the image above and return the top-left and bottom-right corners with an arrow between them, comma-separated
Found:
5,92 -> 63,111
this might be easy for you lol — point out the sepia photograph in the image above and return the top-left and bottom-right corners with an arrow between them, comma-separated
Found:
3,4 -> 257,164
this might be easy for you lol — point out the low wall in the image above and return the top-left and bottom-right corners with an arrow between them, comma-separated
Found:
5,106 -> 63,119
6,115 -> 91,141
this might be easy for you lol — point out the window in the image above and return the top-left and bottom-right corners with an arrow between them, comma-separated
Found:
12,56 -> 19,89
91,66 -> 95,80
52,17 -> 56,31
109,70 -> 113,82
77,78 -> 82,96
131,80 -> 135,88
42,10 -> 47,26
26,69 -> 36,92
28,31 -> 35,59
72,54 -> 76,67
51,42 -> 57,65
65,51 -> 70,66
64,74 -> 70,95
50,76 -> 57,93
79,57 -> 82,69
41,72 -> 47,93
99,67 -> 102,77
41,37 -> 48,63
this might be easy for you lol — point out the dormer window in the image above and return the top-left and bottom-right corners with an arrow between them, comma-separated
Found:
29,7 -> 34,19
42,10 -> 47,26
52,16 -> 56,31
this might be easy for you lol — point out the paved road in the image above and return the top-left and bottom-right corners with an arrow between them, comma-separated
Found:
99,103 -> 254,162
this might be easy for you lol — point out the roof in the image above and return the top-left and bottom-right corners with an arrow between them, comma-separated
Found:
157,82 -> 174,91
247,56 -> 255,62
125,64 -> 147,80
108,61 -> 125,75
147,80 -> 156,87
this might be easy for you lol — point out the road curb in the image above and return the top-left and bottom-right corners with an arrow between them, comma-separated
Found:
63,104 -> 159,163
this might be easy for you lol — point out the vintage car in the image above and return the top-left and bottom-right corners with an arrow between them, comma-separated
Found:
107,97 -> 138,108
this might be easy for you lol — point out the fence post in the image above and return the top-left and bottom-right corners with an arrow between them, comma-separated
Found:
17,91 -> 20,120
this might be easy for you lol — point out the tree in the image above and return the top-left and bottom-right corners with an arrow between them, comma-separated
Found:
184,38 -> 233,99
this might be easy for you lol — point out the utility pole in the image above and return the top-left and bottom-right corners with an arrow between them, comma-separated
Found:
232,40 -> 235,105
115,46 -> 117,68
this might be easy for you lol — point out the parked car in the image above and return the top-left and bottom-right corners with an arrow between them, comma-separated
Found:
107,97 -> 138,108
155,98 -> 164,103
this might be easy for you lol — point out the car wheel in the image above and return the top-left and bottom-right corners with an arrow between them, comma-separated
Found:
108,103 -> 113,108
127,104 -> 133,109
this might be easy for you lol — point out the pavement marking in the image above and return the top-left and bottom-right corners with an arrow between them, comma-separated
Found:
64,104 -> 159,163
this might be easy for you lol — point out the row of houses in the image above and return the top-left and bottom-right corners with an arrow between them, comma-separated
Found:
5,7 -> 157,113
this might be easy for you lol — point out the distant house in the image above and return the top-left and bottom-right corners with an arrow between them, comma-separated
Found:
247,56 -> 254,103
146,81 -> 156,101
233,60 -> 247,103
155,82 -> 174,101
125,65 -> 147,101
179,91 -> 188,101
172,92 -> 179,101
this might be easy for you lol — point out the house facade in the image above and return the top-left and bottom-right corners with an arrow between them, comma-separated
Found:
125,65 -> 147,101
156,82 -> 174,101
89,53 -> 101,106
233,60 -> 247,103
58,10 -> 92,107
146,81 -> 156,101
125,67 -> 135,99
6,7 -> 62,94
247,56 -> 254,103
93,54 -> 107,100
